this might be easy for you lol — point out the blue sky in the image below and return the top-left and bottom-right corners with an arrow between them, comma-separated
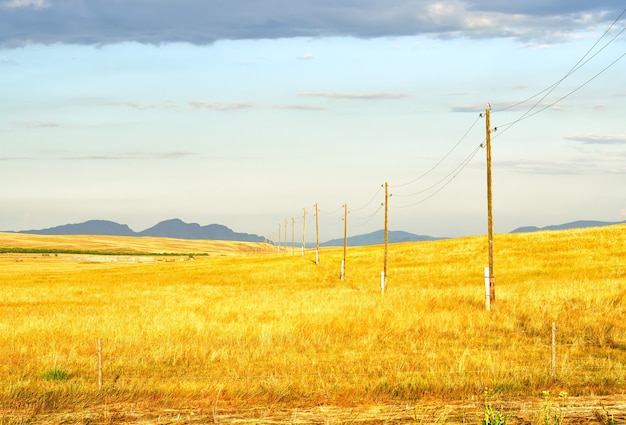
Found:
1,1 -> 625,240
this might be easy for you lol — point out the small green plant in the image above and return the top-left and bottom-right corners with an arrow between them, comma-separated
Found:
539,391 -> 567,425
482,387 -> 508,425
41,368 -> 69,381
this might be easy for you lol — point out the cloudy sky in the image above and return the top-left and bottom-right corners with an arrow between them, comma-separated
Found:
1,0 -> 625,240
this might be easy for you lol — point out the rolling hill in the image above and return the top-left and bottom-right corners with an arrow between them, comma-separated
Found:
320,229 -> 441,247
510,219 -> 626,233
11,218 -> 265,243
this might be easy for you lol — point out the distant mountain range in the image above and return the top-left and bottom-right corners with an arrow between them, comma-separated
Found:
320,229 -> 441,247
10,219 -> 265,243
4,218 -> 624,246
510,220 -> 626,233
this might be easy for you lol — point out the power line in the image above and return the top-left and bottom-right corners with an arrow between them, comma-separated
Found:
351,203 -> 383,227
391,143 -> 482,209
493,8 -> 625,133
495,24 -> 625,115
350,185 -> 383,212
392,114 -> 482,189
494,49 -> 626,139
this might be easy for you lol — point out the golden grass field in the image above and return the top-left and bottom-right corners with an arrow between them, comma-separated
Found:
0,225 -> 625,424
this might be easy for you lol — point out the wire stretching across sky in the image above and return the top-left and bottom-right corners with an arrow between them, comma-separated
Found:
493,8 -> 625,135
278,8 -> 625,237
494,49 -> 625,140
392,113 -> 482,189
388,7 -> 625,210
391,143 -> 483,209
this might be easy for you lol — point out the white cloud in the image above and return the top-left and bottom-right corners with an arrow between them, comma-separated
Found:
564,133 -> 626,145
3,0 -> 48,9
298,92 -> 410,100
17,121 -> 60,128
189,101 -> 255,111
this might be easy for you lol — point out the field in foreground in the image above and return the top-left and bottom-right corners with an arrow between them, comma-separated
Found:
0,226 -> 625,424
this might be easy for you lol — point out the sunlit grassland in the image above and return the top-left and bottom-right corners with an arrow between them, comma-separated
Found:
0,225 -> 624,414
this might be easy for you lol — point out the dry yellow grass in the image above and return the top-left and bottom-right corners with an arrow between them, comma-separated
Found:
0,226 -> 624,423
0,232 -> 268,255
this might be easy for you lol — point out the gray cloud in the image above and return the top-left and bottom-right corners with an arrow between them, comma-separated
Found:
0,0 -> 622,47
451,101 -> 565,113
564,133 -> 626,144
272,104 -> 327,111
0,151 -> 198,161
63,151 -> 198,160
189,101 -> 255,111
298,92 -> 411,100
496,158 -> 624,175
102,100 -> 179,111
16,121 -> 61,128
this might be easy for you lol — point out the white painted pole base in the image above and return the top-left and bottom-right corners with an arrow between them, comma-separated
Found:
484,266 -> 491,311
381,271 -> 386,293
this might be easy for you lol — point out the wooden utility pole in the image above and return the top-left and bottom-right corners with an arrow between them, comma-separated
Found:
291,217 -> 295,256
486,103 -> 495,305
383,182 -> 389,292
342,203 -> 348,280
284,219 -> 288,254
315,203 -> 320,264
302,207 -> 307,257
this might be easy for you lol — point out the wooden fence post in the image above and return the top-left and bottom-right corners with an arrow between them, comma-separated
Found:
97,338 -> 103,390
551,323 -> 557,380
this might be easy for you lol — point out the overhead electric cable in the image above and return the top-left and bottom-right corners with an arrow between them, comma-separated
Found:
494,8 -> 625,131
393,138 -> 485,199
496,23 -> 625,114
494,49 -> 626,139
392,114 -> 482,188
391,144 -> 482,208
351,203 -> 383,227
351,185 -> 383,212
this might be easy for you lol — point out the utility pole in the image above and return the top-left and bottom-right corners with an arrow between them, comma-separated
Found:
315,203 -> 320,264
284,219 -> 288,254
383,182 -> 389,293
277,224 -> 281,254
486,103 -> 495,305
302,207 -> 307,257
291,217 -> 295,256
342,203 -> 348,281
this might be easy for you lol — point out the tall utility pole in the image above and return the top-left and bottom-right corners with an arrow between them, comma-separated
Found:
315,203 -> 320,264
342,203 -> 348,281
277,224 -> 281,254
291,217 -> 295,256
302,207 -> 307,257
383,182 -> 389,292
486,103 -> 495,305
284,219 -> 288,254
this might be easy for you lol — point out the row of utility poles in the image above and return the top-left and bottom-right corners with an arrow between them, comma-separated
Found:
270,104 -> 495,307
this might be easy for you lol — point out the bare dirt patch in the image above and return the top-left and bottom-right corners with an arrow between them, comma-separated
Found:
2,397 -> 625,424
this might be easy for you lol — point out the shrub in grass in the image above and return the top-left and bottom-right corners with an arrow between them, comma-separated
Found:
41,368 -> 69,381
482,387 -> 509,425
539,391 -> 567,425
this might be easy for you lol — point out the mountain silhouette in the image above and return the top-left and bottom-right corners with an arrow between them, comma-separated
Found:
320,229 -> 442,247
14,219 -> 265,242
510,220 -> 626,233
